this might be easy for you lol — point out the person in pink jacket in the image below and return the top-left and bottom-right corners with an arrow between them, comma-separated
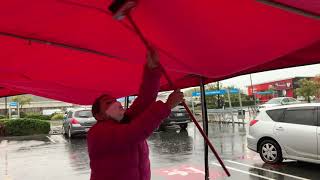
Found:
87,48 -> 184,180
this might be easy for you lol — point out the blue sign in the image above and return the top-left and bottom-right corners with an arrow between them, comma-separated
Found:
192,89 -> 239,96
229,89 -> 239,94
10,102 -> 18,107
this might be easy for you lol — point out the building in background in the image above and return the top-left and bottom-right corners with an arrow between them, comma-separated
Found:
247,77 -> 312,103
0,95 -> 77,115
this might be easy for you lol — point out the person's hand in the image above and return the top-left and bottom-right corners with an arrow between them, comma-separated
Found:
146,46 -> 159,69
165,90 -> 185,109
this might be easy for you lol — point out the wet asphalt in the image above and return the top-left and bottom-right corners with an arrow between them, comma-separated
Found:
0,123 -> 319,180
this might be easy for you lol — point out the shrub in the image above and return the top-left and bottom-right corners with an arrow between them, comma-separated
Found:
0,115 -> 6,119
1,118 -> 50,136
24,113 -> 51,120
51,113 -> 64,120
19,112 -> 27,118
0,119 -> 9,125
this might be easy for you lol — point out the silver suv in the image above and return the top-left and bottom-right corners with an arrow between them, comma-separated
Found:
247,103 -> 320,164
62,108 -> 96,138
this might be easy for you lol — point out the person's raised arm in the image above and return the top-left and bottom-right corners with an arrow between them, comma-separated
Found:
125,47 -> 162,119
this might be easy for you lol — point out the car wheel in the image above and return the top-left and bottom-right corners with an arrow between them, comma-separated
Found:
67,126 -> 73,139
179,123 -> 188,130
259,139 -> 283,164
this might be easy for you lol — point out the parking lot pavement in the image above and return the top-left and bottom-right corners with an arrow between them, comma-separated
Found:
0,123 -> 319,180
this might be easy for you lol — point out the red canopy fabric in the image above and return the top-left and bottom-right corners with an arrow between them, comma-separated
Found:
0,0 -> 319,104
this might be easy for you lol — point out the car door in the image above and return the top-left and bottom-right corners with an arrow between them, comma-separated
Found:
274,107 -> 318,160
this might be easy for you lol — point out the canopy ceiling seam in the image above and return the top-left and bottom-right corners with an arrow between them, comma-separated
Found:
57,0 -> 198,74
257,0 -> 320,19
0,31 -> 128,62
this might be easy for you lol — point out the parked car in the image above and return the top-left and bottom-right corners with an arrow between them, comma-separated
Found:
159,105 -> 191,130
247,103 -> 320,164
62,108 -> 96,138
258,97 -> 300,109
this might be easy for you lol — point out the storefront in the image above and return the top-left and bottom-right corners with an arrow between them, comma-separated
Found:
247,77 -> 310,103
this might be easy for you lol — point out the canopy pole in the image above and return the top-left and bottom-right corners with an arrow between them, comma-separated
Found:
125,13 -> 230,177
200,78 -> 209,180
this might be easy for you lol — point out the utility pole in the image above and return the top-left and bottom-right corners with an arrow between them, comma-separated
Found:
250,74 -> 256,107
4,97 -> 8,118
217,81 -> 220,108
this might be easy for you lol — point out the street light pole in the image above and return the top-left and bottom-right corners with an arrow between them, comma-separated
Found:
4,97 -> 8,118
250,74 -> 256,107
217,81 -> 220,108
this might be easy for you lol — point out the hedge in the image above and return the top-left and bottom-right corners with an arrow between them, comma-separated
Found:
51,113 -> 64,120
24,113 -> 51,120
0,118 -> 50,136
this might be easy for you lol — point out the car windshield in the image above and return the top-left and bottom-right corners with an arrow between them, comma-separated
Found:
265,98 -> 282,104
75,110 -> 93,118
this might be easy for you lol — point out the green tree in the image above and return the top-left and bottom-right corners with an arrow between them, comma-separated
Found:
206,83 -> 222,108
184,87 -> 200,97
184,83 -> 253,108
313,75 -> 320,98
267,85 -> 276,98
12,95 -> 32,108
295,79 -> 319,103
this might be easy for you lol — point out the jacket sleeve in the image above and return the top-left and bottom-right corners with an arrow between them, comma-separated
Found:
88,101 -> 170,153
125,64 -> 162,119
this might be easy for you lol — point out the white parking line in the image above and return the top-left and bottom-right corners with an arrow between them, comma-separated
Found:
226,160 -> 310,180
211,162 -> 275,180
53,135 -> 67,143
46,136 -> 56,143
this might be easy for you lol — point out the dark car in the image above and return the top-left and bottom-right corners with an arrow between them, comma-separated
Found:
62,108 -> 97,138
159,105 -> 191,130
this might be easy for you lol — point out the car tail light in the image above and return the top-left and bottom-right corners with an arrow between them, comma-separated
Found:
249,120 -> 258,126
71,118 -> 79,124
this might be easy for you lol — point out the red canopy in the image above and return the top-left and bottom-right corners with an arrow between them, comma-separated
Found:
0,0 -> 319,104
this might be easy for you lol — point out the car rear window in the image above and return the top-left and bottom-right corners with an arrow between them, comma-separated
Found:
75,110 -> 93,118
266,109 -> 285,122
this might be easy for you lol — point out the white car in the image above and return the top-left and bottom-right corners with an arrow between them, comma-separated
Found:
247,103 -> 320,164
258,97 -> 300,109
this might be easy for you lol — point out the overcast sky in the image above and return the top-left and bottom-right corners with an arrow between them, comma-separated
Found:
217,63 -> 320,93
